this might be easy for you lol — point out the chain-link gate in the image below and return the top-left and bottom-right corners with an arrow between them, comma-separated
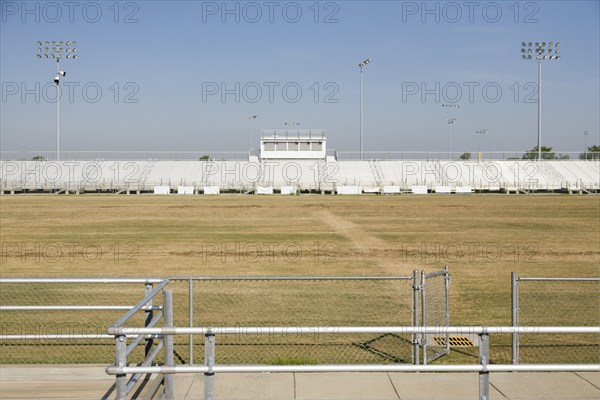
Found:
421,266 -> 450,364
512,274 -> 600,364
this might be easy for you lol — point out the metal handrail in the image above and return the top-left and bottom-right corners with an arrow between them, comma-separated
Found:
168,275 -> 412,281
0,278 -> 164,284
107,325 -> 600,336
126,311 -> 164,357
109,279 -> 169,328
517,277 -> 600,281
105,325 -> 600,400
107,363 -> 599,375
108,286 -> 172,400
0,305 -> 162,311
0,334 -> 160,340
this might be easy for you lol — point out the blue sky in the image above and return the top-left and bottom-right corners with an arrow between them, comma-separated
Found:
1,0 -> 599,155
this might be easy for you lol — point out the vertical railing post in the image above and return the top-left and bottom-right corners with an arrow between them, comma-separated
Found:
478,332 -> 490,400
511,272 -> 520,364
163,289 -> 174,400
411,269 -> 420,365
420,270 -> 427,364
189,278 -> 194,365
204,330 -> 216,400
144,283 -> 153,359
115,334 -> 127,400
444,266 -> 450,354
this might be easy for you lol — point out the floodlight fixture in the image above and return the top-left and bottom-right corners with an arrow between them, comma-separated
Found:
521,41 -> 561,160
358,58 -> 371,68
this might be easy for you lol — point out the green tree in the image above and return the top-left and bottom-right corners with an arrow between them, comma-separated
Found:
31,155 -> 46,161
579,145 -> 600,160
459,152 -> 471,160
522,146 -> 556,160
199,155 -> 210,161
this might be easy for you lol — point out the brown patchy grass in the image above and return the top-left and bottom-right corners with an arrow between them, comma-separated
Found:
1,195 -> 599,323
1,194 -> 598,364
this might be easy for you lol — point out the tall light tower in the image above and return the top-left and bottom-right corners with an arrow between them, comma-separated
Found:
583,130 -> 590,159
442,104 -> 460,160
475,129 -> 488,161
248,115 -> 258,151
358,59 -> 372,160
35,41 -> 78,161
521,41 -> 560,161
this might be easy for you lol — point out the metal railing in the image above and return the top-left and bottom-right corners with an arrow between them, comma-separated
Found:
335,151 -> 600,161
511,273 -> 600,364
108,280 -> 170,400
2,150 -> 598,161
105,324 -> 600,400
0,278 -> 165,364
0,151 -> 252,161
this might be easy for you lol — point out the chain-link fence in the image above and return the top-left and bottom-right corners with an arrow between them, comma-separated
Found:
0,279 -> 163,364
421,267 -> 450,364
168,277 -> 416,365
512,274 -> 600,364
1,272 -> 453,365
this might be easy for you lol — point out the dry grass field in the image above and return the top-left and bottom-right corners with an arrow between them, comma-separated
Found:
1,194 -> 598,364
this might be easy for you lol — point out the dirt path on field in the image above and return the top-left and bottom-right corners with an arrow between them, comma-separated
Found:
315,209 -> 413,275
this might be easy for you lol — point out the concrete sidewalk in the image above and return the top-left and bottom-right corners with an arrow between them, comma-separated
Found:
1,366 -> 598,400
174,371 -> 600,400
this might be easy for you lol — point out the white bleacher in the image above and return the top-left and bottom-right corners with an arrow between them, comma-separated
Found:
337,161 -> 374,186
378,161 -> 404,187
561,161 -> 600,187
1,159 -> 598,194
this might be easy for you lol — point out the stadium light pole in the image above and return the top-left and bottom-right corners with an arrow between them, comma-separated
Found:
248,115 -> 258,151
442,104 -> 460,160
359,59 -> 372,161
35,40 -> 78,161
521,41 -> 560,161
583,130 -> 590,159
475,129 -> 488,161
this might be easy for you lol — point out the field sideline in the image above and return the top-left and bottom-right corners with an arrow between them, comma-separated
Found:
1,194 -> 598,328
